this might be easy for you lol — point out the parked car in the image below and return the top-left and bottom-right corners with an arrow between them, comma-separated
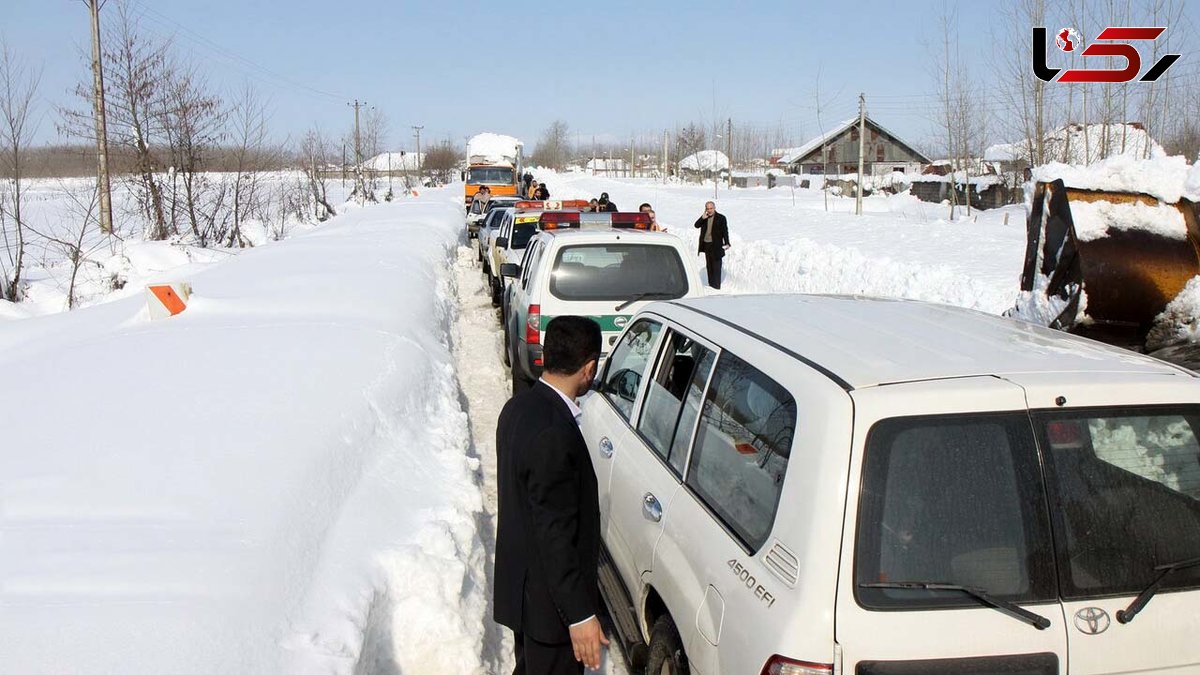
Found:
582,293 -> 1200,675
470,195 -> 522,240
477,206 -> 511,263
502,219 -> 702,394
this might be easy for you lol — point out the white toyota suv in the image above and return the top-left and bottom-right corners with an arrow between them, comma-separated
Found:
500,217 -> 703,395
582,293 -> 1200,675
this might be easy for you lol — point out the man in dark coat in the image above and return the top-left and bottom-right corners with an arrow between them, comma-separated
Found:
534,182 -> 550,200
597,192 -> 618,212
693,200 -> 730,289
494,316 -> 608,674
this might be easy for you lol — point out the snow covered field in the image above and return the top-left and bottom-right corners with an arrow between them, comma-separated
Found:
1,170 -> 1037,673
0,189 -> 496,673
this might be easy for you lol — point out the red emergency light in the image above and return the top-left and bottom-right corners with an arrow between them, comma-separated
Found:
610,212 -> 652,229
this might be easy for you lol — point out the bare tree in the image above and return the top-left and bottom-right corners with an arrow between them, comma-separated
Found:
227,84 -> 273,247
423,139 -> 460,185
158,66 -> 227,245
531,120 -> 571,170
0,42 -> 41,301
300,127 -> 336,221
95,1 -> 173,239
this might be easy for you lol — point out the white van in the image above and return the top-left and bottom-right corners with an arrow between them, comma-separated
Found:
582,294 -> 1200,675
501,221 -> 703,394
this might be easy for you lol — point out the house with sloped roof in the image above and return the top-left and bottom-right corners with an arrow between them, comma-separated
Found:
776,117 -> 931,176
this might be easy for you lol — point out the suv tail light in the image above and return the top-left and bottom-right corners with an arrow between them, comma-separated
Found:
526,304 -> 541,346
761,656 -> 832,675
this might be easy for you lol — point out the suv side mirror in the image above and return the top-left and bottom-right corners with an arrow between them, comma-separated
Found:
494,237 -> 508,248
500,263 -> 521,278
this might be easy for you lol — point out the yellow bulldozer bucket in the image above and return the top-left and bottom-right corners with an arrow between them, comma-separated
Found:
1019,179 -> 1200,350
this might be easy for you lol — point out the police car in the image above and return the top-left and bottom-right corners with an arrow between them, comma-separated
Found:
582,293 -> 1200,674
500,212 -> 703,394
484,200 -> 590,306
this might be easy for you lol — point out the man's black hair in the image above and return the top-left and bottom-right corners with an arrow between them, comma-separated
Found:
543,316 -> 602,375
638,202 -> 651,210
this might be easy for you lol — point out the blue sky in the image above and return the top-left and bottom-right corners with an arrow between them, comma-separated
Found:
4,0 -> 1195,152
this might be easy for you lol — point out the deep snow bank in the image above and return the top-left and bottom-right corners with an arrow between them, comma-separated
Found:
0,191 -> 489,674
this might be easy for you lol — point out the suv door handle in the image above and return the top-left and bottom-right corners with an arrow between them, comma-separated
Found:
599,437 -> 614,459
642,493 -> 662,522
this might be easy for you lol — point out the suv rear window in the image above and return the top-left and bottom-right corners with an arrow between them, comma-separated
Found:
856,414 -> 1057,610
1036,407 -> 1200,598
549,244 -> 688,301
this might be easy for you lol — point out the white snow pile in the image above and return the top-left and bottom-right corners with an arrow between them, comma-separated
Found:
0,195 -> 491,674
366,151 -> 424,172
1034,153 -> 1200,204
679,150 -> 729,172
466,132 -> 522,166
1067,198 -> 1188,242
1148,276 -> 1200,351
987,122 -> 1165,165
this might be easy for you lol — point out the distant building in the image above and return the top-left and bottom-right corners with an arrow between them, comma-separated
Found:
678,150 -> 730,181
586,158 -> 630,176
775,117 -> 930,176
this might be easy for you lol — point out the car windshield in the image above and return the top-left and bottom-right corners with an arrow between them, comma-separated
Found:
549,244 -> 689,301
1036,407 -> 1200,599
467,167 -> 514,184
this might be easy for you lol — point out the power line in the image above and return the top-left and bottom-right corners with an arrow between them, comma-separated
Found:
123,0 -> 346,104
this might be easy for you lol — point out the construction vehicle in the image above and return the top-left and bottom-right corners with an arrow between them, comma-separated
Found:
1010,176 -> 1200,368
463,133 -> 523,209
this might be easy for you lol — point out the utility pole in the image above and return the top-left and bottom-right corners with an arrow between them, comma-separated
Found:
348,100 -> 365,200
662,130 -> 669,184
341,142 -> 346,188
412,125 -> 424,185
726,117 -> 733,189
630,135 -> 635,178
88,0 -> 113,234
856,92 -> 866,216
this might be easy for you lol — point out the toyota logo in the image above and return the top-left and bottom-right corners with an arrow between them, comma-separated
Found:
1074,607 -> 1110,635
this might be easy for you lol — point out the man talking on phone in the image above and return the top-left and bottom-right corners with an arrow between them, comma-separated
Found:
494,316 -> 608,674
694,200 -> 730,289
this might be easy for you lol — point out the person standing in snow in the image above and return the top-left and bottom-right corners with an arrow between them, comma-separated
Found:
469,186 -> 491,213
694,200 -> 730,289
597,192 -> 617,212
534,183 -> 550,200
494,316 -> 608,674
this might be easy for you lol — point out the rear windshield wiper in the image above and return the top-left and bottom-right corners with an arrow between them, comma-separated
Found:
615,292 -> 676,312
860,581 -> 1051,630
1116,556 -> 1200,624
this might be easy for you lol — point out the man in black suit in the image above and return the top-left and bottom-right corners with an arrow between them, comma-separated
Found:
694,200 -> 731,289
494,316 -> 608,674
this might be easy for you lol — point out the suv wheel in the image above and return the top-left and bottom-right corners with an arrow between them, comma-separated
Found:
490,277 -> 502,307
646,615 -> 689,675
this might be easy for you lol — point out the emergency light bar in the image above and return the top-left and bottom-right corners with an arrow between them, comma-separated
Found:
514,199 -> 590,212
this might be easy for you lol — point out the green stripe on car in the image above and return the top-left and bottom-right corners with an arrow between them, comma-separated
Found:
538,314 -> 631,332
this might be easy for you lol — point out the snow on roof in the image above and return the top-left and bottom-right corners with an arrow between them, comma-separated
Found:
985,123 -> 1164,164
776,116 -> 930,165
775,118 -> 858,165
679,150 -> 729,171
365,152 -> 424,172
466,133 -> 522,165
1033,153 -> 1200,203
